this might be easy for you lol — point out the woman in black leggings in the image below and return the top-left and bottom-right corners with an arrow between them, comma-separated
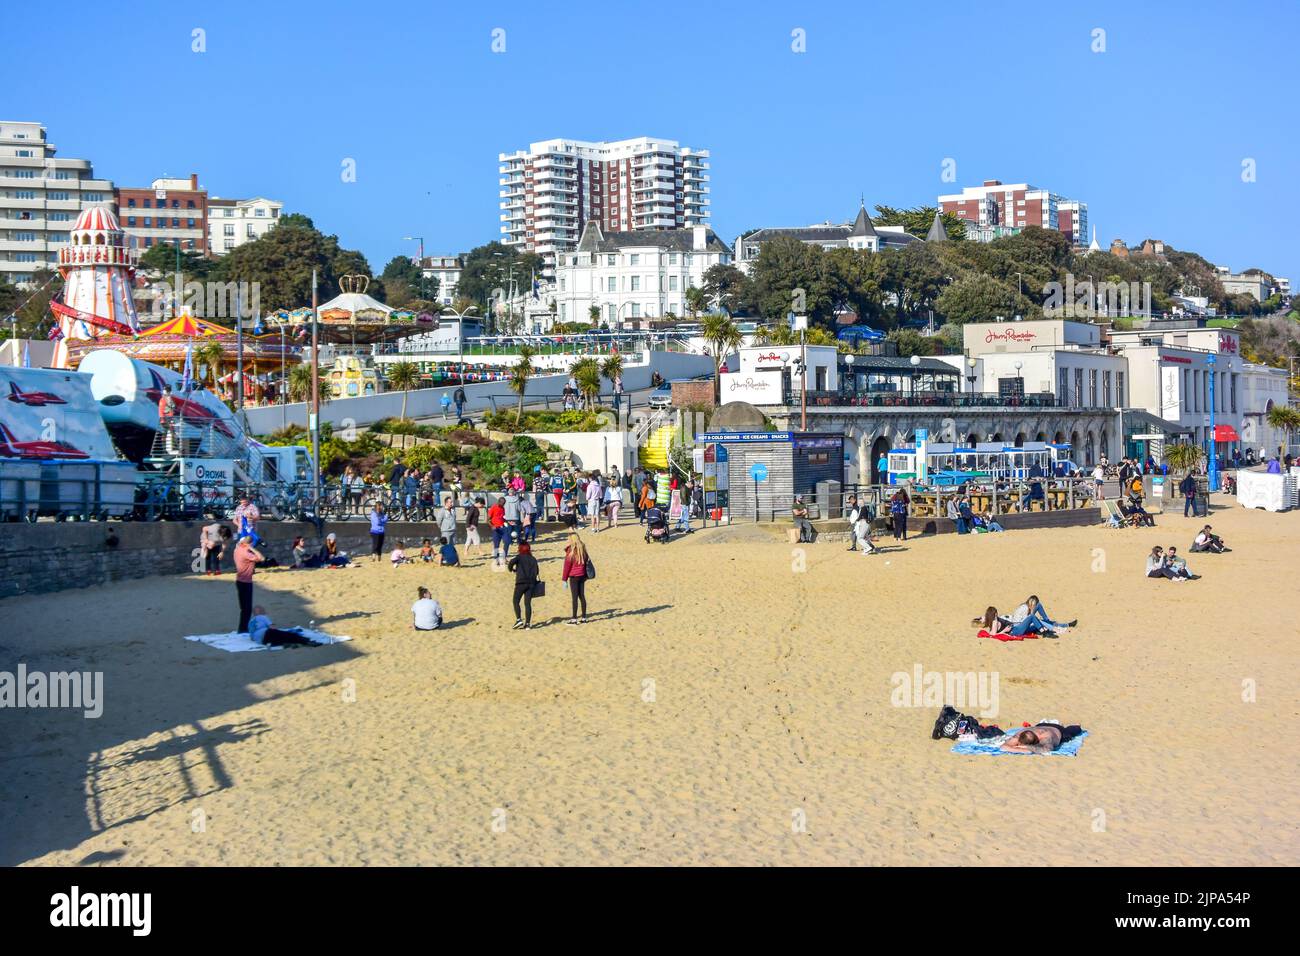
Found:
561,532 -> 591,625
507,542 -> 539,629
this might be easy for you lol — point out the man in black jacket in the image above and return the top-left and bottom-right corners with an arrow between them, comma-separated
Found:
1179,471 -> 1198,517
388,459 -> 405,508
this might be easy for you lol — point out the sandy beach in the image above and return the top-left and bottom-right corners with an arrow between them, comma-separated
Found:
2,504 -> 1297,867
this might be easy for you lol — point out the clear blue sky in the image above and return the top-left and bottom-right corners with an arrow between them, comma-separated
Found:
8,0 -> 1297,280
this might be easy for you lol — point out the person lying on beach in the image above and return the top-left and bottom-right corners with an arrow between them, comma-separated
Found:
1191,526 -> 1229,553
999,722 -> 1085,753
438,537 -> 460,567
248,606 -> 324,647
412,586 -> 442,631
976,597 -> 1075,638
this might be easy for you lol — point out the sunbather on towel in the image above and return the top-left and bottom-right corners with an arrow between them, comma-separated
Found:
248,606 -> 323,647
1000,722 -> 1085,753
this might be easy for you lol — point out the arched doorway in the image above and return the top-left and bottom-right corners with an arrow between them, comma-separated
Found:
1036,432 -> 1048,442
1014,432 -> 1026,447
1053,431 -> 1066,444
1100,430 -> 1109,461
991,432 -> 1003,443
869,436 -> 891,486
966,432 -> 979,446
1084,431 -> 1095,466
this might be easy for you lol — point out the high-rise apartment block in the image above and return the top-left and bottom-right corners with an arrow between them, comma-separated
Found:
938,180 -> 1087,245
499,137 -> 710,272
0,121 -> 114,286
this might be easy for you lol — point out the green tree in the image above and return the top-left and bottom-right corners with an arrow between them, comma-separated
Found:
287,363 -> 331,405
1265,404 -> 1300,454
935,272 -> 1018,325
208,215 -> 376,309
684,285 -> 708,319
600,352 -> 624,392
872,204 -> 967,240
381,255 -> 434,309
570,356 -> 601,408
454,242 -> 545,308
385,361 -> 421,421
885,328 -> 935,357
194,339 -> 225,388
137,243 -> 213,282
702,312 -> 743,399
509,346 -> 536,424
1162,442 -> 1205,476
701,263 -> 754,315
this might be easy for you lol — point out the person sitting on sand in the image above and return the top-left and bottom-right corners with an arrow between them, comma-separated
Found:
973,606 -> 1012,636
1164,546 -> 1194,579
390,539 -> 410,566
419,538 -> 435,563
1120,497 -> 1155,527
986,596 -> 1075,637
321,533 -> 350,568
999,722 -> 1085,753
292,536 -> 310,569
971,511 -> 1004,533
438,536 -> 460,567
412,586 -> 442,632
1191,525 -> 1229,554
248,606 -> 323,647
1146,546 -> 1184,581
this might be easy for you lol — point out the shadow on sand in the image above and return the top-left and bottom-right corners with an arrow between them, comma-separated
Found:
0,573 -> 363,866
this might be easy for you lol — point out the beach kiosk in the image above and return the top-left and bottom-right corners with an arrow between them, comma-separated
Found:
697,430 -> 844,520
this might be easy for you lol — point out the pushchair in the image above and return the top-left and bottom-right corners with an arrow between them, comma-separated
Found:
644,508 -> 670,544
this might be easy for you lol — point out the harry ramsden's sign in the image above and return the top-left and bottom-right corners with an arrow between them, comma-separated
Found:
1219,334 -> 1238,353
985,328 -> 1036,343
728,375 -> 776,393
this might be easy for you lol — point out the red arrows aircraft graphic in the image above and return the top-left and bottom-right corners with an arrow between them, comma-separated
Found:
0,422 -> 90,460
146,370 -> 234,438
7,381 -> 68,407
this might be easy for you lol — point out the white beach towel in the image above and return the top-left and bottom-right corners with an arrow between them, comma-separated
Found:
184,629 -> 353,653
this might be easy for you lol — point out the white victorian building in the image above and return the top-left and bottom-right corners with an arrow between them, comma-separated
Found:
550,222 -> 732,328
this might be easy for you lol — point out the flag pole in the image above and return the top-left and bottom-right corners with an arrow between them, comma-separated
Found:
235,287 -> 244,412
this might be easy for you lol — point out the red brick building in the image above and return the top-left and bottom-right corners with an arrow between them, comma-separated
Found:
115,174 -> 209,256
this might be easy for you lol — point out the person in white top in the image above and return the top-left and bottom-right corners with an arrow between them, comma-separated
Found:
602,479 -> 621,530
585,473 -> 604,531
411,587 -> 443,631
1092,463 -> 1106,500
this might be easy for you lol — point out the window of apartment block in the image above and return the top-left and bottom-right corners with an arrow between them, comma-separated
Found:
255,208 -> 265,217
1089,369 -> 1098,406
1231,373 -> 1238,413
607,304 -> 616,323
143,217 -> 151,227
224,224 -> 234,236
127,198 -> 137,207
607,255 -> 615,265
187,218 -> 194,228
224,240 -> 234,251
171,200 -> 180,208
1103,370 -> 1112,406
1073,369 -> 1083,407
143,199 -> 151,208
49,192 -> 68,201
668,253 -> 678,265
13,170 -> 34,179
1116,372 -> 1125,407
630,276 -> 640,292
669,276 -> 678,291
187,200 -> 196,208
127,217 -> 136,227
607,277 -> 616,292
631,303 -> 641,318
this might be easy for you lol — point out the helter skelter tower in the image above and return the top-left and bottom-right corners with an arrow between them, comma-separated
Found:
50,205 -> 141,367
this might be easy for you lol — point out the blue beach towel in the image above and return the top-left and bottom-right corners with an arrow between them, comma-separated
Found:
951,731 -> 1088,757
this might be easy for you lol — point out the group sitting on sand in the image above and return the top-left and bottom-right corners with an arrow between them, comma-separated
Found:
1190,525 -> 1230,553
973,595 -> 1077,638
1146,545 -> 1197,581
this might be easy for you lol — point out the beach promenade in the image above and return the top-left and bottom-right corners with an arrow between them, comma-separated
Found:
2,505 -> 1296,866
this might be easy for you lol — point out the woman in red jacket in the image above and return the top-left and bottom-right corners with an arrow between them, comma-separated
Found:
561,532 -> 591,625
488,497 -> 509,561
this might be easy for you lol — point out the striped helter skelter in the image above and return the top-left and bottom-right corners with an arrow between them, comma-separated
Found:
50,204 -> 140,366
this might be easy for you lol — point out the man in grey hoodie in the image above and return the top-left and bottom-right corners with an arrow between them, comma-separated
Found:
503,489 -> 523,546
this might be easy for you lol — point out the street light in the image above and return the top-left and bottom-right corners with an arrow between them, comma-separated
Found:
966,356 -> 978,396
402,236 -> 426,300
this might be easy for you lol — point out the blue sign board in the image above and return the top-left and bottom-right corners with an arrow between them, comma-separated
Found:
750,462 -> 769,482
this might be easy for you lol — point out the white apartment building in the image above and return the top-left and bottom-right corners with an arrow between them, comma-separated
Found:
0,121 -> 113,286
551,222 -> 731,327
207,197 -> 283,255
418,255 -> 463,306
734,205 -> 919,273
498,137 -> 710,272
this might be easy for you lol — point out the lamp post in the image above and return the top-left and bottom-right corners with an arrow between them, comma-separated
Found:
909,352 -> 921,397
966,356 -> 977,397
310,268 -> 321,508
402,236 -> 426,300
1207,354 -> 1218,492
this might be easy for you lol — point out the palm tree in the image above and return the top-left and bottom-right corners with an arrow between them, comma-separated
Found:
701,312 -> 743,400
287,363 -> 330,405
385,360 -> 421,421
509,345 -> 536,424
1265,404 -> 1300,456
588,305 -> 601,326
570,356 -> 601,408
600,353 -> 624,394
194,340 -> 224,389
1162,442 -> 1205,476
